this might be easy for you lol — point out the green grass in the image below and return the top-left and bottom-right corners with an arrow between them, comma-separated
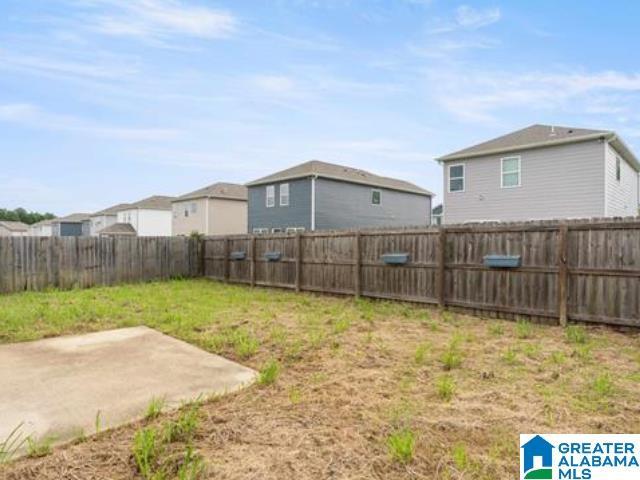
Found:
0,423 -> 27,464
515,320 -> 534,339
145,397 -> 166,421
258,360 -> 280,386
566,325 -> 588,345
26,435 -> 54,458
435,375 -> 455,401
387,429 -> 416,464
414,343 -> 429,365
452,442 -> 468,470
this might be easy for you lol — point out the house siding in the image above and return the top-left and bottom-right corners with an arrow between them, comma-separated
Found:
209,198 -> 247,235
604,143 -> 639,217
248,178 -> 312,232
90,214 -> 117,236
314,178 -> 431,230
443,140 -> 606,224
117,209 -> 172,236
172,198 -> 208,236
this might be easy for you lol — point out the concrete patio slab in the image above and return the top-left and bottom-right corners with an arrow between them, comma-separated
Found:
0,326 -> 256,453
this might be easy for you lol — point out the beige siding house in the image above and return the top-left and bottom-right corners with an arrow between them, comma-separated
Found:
172,183 -> 247,236
0,221 -> 29,236
437,124 -> 640,224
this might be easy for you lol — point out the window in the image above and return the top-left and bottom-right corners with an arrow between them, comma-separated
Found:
371,189 -> 381,205
285,227 -> 305,233
279,183 -> 290,206
266,185 -> 275,207
252,228 -> 269,234
190,202 -> 197,214
271,227 -> 283,233
172,205 -> 179,219
501,156 -> 521,188
616,156 -> 621,182
449,164 -> 465,192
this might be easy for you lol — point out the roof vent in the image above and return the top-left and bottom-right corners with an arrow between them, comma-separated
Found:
568,129 -> 573,134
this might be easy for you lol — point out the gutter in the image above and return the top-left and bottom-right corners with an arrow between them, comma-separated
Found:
436,132 -> 616,163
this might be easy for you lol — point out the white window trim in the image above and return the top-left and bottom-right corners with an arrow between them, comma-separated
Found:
371,189 -> 382,206
279,183 -> 289,206
500,156 -> 521,189
253,228 -> 269,234
285,227 -> 305,233
448,163 -> 465,193
266,185 -> 275,208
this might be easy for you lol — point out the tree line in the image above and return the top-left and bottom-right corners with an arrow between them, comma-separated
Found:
0,208 -> 56,225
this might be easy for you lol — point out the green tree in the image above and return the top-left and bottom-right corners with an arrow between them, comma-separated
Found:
0,208 -> 56,225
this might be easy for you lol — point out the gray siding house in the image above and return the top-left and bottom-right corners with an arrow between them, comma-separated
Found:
51,213 -> 91,237
246,160 -> 433,233
437,124 -> 640,224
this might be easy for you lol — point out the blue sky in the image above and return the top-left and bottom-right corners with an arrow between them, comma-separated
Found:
1,0 -> 639,215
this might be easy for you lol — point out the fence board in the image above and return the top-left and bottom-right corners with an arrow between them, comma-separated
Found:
0,236 -> 201,294
203,218 -> 640,328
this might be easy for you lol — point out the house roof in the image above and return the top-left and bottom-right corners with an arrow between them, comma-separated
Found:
173,183 -> 247,202
437,124 -> 640,170
91,203 -> 130,217
97,223 -> 137,236
246,160 -> 433,196
0,221 -> 29,232
30,219 -> 55,227
117,195 -> 175,211
53,213 -> 91,224
432,204 -> 443,215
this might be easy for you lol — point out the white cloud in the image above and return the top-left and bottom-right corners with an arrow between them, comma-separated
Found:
428,5 -> 501,34
250,75 -> 297,95
0,103 -> 181,141
73,0 -> 236,41
455,5 -> 501,29
0,49 -> 138,80
429,69 -> 640,122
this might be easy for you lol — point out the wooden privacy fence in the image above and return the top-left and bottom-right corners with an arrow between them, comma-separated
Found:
204,218 -> 640,328
0,236 -> 202,294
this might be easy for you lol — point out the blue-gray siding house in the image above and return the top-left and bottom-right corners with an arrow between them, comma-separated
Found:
51,213 -> 91,237
246,160 -> 433,233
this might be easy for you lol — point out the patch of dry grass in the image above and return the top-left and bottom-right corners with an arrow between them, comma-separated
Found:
1,279 -> 640,479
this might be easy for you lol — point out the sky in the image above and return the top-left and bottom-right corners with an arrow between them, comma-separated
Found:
1,0 -> 640,215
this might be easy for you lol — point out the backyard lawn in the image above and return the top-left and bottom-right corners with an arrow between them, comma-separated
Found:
1,279 -> 640,479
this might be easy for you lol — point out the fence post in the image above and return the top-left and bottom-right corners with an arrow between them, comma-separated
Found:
250,236 -> 256,287
437,228 -> 447,308
223,237 -> 230,282
557,224 -> 569,327
354,232 -> 361,299
295,233 -> 302,292
200,238 -> 207,277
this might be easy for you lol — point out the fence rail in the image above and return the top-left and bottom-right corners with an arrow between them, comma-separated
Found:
204,219 -> 640,328
0,236 -> 202,294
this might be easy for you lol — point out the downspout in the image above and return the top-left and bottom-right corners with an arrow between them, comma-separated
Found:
311,175 -> 317,231
205,197 -> 210,235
